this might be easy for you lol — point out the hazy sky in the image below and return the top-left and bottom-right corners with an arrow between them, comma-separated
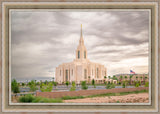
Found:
11,11 -> 149,78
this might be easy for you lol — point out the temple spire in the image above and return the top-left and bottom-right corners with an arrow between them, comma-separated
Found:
79,24 -> 84,45
81,24 -> 83,37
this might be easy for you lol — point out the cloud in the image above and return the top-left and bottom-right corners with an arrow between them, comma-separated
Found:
11,11 -> 149,78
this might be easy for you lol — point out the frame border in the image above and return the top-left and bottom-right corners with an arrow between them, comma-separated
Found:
1,1 -> 159,112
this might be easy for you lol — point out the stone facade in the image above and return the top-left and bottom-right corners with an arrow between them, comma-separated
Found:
55,25 -> 107,84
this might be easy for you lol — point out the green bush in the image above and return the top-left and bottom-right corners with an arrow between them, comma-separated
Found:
11,79 -> 20,93
19,94 -> 34,102
92,79 -> 95,85
62,96 -> 84,100
70,81 -> 76,91
135,82 -> 140,87
65,81 -> 70,88
145,82 -> 149,87
29,80 -> 38,92
122,82 -> 126,88
40,82 -> 53,92
106,83 -> 115,89
81,81 -> 88,90
36,98 -> 62,103
19,94 -> 63,103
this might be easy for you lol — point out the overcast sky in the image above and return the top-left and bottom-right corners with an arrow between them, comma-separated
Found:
11,11 -> 149,78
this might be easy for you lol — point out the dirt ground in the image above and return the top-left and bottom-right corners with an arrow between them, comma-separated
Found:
64,93 -> 149,103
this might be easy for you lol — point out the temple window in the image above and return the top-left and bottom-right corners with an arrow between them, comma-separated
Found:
66,70 -> 68,81
84,69 -> 87,79
78,51 -> 80,59
84,51 -> 86,58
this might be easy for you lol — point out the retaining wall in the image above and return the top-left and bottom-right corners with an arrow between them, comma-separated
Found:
36,87 -> 148,98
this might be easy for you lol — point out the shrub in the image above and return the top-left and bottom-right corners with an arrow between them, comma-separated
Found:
19,94 -> 63,103
70,81 -> 76,91
40,82 -> 53,92
65,81 -> 70,88
106,83 -> 115,89
62,96 -> 84,100
81,81 -> 88,90
116,100 -> 120,103
29,80 -> 38,92
145,82 -> 149,87
37,98 -> 62,103
11,79 -> 20,93
19,94 -> 34,102
92,79 -> 95,85
135,82 -> 140,88
122,82 -> 126,88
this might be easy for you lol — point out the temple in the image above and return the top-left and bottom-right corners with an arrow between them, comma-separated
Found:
55,25 -> 107,84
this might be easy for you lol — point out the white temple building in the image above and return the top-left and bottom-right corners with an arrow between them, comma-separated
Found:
55,25 -> 107,84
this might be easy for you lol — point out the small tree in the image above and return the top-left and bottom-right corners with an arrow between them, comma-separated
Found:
11,79 -> 20,93
124,76 -> 128,81
81,81 -> 88,90
92,79 -> 96,88
135,82 -> 140,87
106,83 -> 115,89
36,82 -> 40,86
53,82 -> 58,89
112,75 -> 116,80
70,81 -> 76,91
29,80 -> 38,92
136,76 -> 138,81
108,76 -> 111,79
40,82 -> 53,92
145,82 -> 149,87
65,81 -> 69,88
22,83 -> 25,87
129,75 -> 133,85
44,80 -> 48,85
144,76 -> 148,84
120,76 -> 123,84
122,82 -> 126,88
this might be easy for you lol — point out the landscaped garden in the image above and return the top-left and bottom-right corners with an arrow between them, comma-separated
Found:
11,75 -> 149,103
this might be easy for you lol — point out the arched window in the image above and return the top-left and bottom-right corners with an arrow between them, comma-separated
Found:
84,51 -> 86,58
84,69 -> 87,79
78,51 -> 80,59
66,70 -> 68,81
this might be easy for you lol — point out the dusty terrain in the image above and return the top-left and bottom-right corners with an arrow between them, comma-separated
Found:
64,93 -> 149,103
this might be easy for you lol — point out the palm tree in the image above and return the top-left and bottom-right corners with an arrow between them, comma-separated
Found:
104,76 -> 107,83
124,76 -> 128,81
108,76 -> 111,79
140,76 -> 143,84
113,75 -> 116,80
120,76 -> 123,84
136,76 -> 138,82
129,75 -> 133,85
144,76 -> 148,84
